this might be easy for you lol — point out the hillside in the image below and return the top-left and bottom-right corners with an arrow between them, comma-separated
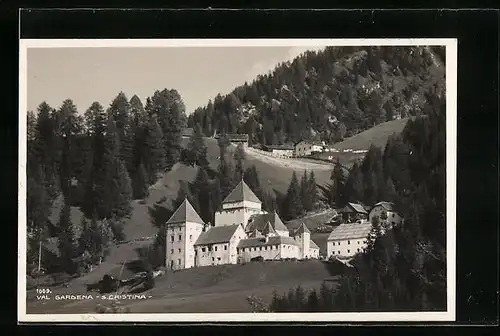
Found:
188,46 -> 445,148
27,260 -> 335,313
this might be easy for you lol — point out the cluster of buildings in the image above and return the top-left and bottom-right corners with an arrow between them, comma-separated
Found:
164,180 -> 320,270
326,201 -> 403,259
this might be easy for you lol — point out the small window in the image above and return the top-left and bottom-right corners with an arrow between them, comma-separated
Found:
338,251 -> 340,254
202,247 -> 206,252
357,248 -> 360,252
177,259 -> 181,265
348,240 -> 350,245
189,235 -> 193,241
178,248 -> 181,253
392,214 -> 395,218
357,241 -> 360,244
338,242 -> 341,246
178,235 -> 182,241
217,257 -> 221,261
170,235 -> 174,242
224,245 -> 228,251
215,246 -> 218,252
264,246 -> 267,251
212,257 -> 215,262
347,249 -> 350,253
170,249 -> 174,254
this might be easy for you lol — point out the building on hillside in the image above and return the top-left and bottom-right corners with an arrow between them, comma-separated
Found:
263,144 -> 295,158
165,180 -> 320,270
369,201 -> 402,228
326,222 -> 372,258
182,128 -> 194,138
294,140 -> 325,157
338,202 -> 368,223
165,198 -> 205,270
216,133 -> 249,148
214,180 -> 266,228
246,211 -> 290,237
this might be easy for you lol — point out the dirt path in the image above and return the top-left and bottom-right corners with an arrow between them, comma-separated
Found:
244,146 -> 332,171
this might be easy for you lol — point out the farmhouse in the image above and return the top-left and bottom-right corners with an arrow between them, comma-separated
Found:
369,201 -> 402,228
216,133 -> 249,148
326,222 -> 372,258
263,144 -> 295,158
294,140 -> 325,157
337,202 -> 368,223
165,180 -> 319,270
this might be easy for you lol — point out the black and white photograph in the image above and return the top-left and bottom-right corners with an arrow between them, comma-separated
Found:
19,39 -> 457,322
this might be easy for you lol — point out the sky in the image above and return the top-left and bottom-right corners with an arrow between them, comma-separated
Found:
27,46 -> 326,115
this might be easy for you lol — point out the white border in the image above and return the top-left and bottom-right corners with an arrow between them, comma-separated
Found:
18,38 -> 457,323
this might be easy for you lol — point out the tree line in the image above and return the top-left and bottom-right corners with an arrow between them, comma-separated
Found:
188,46 -> 445,148
265,94 -> 447,312
27,89 -> 186,275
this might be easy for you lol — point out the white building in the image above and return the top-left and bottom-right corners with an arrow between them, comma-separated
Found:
294,140 -> 325,157
326,222 -> 372,259
264,145 -> 295,158
214,180 -> 266,228
369,201 -> 403,228
165,198 -> 205,270
165,180 -> 320,270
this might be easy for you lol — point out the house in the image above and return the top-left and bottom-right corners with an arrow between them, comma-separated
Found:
165,198 -> 205,270
182,128 -> 194,138
216,133 -> 249,148
294,140 -> 325,157
369,201 -> 402,228
165,180 -> 320,270
263,144 -> 295,158
326,222 -> 372,259
337,202 -> 368,223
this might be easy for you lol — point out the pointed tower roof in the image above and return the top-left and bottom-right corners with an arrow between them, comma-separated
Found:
248,228 -> 262,238
261,221 -> 277,236
166,198 -> 205,226
294,223 -> 311,236
270,211 -> 288,232
222,180 -> 261,204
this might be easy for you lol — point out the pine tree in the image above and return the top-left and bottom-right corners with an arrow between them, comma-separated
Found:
142,115 -> 165,185
330,158 -> 346,207
232,143 -> 246,185
191,167 -> 213,224
217,144 -> 234,200
186,122 -> 209,168
308,171 -> 319,210
300,171 -> 312,212
57,201 -> 77,271
27,167 -> 52,241
284,172 -> 303,220
344,162 -> 364,203
132,162 -> 149,199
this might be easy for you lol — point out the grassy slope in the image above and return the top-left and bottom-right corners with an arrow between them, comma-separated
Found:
26,260 -> 334,313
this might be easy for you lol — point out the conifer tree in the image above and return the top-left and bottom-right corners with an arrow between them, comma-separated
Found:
284,172 -> 303,220
308,171 -> 319,210
232,143 -> 246,185
300,171 -> 312,212
142,115 -> 165,185
57,201 -> 77,270
191,167 -> 213,224
344,162 -> 364,203
330,158 -> 346,207
186,122 -> 209,168
132,162 -> 149,199
217,143 -> 234,200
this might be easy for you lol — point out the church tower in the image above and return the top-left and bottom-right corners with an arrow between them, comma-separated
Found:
214,180 -> 265,229
165,198 -> 205,270
294,223 -> 311,259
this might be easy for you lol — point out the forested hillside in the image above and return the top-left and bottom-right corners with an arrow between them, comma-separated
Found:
268,94 -> 447,312
188,46 -> 445,146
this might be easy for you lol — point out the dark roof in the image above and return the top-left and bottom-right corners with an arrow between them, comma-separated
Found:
222,180 -> 261,204
166,198 -> 205,226
248,228 -> 263,238
327,223 -> 372,241
237,236 -> 299,249
194,224 -> 241,246
261,222 -> 277,235
372,201 -> 395,212
294,223 -> 311,235
294,139 -> 324,147
247,212 -> 288,233
339,202 -> 368,215
265,145 -> 295,151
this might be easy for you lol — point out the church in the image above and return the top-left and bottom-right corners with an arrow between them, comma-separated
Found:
165,180 -> 320,270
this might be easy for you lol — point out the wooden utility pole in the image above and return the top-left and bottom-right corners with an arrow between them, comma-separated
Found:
38,239 -> 42,272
